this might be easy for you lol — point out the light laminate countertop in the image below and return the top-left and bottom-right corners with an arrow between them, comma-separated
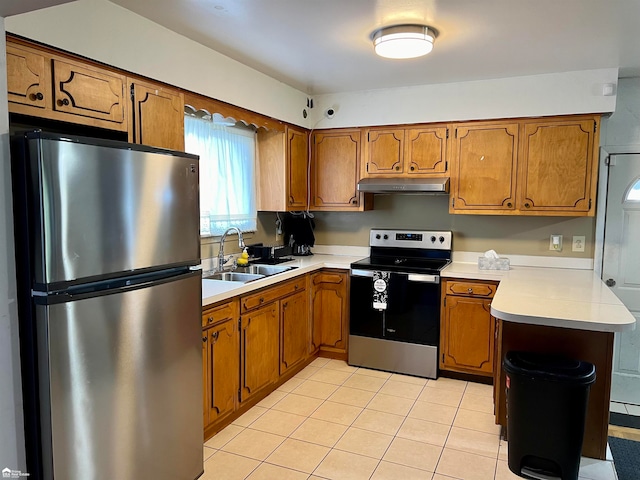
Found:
442,262 -> 636,333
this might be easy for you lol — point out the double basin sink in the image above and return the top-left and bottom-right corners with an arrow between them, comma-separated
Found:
204,264 -> 296,283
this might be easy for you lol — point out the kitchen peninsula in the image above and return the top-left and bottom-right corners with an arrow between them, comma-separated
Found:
444,263 -> 636,460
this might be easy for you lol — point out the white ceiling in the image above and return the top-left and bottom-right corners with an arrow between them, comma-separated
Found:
110,0 -> 640,95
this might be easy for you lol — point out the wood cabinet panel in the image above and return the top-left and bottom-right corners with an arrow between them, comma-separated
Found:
280,290 -> 309,375
52,59 -> 126,123
205,318 -> 238,425
365,129 -> 404,175
441,279 -> 498,377
130,79 -> 185,150
241,277 -> 306,313
202,299 -> 239,429
518,118 -> 598,213
310,270 -> 349,354
287,126 -> 309,210
6,43 -> 49,109
240,302 -> 279,403
405,126 -> 448,176
312,130 -> 368,211
451,122 -> 519,212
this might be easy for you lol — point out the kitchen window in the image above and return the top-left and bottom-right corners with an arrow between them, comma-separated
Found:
184,112 -> 257,236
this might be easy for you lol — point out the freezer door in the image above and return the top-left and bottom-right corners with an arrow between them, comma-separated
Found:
36,273 -> 203,480
27,135 -> 200,286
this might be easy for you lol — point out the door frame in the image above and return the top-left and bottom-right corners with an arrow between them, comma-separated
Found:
594,146 -> 640,277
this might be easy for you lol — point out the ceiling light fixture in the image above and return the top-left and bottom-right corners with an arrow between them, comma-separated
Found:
372,24 -> 437,59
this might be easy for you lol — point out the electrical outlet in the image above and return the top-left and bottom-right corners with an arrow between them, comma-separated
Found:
549,235 -> 563,252
572,236 -> 586,252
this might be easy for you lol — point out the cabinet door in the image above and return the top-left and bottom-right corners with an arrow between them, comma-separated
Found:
287,126 -> 309,210
52,59 -> 126,124
280,290 -> 309,375
202,331 -> 209,427
130,80 -> 185,150
365,129 -> 404,175
518,117 -> 598,214
310,270 -> 348,353
451,123 -> 518,213
441,296 -> 495,376
311,130 -> 363,210
240,302 -> 279,402
207,319 -> 239,424
405,126 -> 448,176
6,43 -> 50,110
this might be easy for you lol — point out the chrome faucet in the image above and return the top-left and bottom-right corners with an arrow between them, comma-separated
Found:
217,227 -> 245,272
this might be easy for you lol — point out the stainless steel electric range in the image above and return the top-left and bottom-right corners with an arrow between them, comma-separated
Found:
349,229 -> 452,379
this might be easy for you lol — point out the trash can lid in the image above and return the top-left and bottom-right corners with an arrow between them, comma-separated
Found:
503,351 -> 596,385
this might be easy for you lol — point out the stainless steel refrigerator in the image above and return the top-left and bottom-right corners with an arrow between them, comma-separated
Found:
11,131 -> 203,480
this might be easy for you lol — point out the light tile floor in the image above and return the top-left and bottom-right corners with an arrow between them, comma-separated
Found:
610,400 -> 640,416
202,358 -> 618,480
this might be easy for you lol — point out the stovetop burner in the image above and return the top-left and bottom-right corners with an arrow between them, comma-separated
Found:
350,228 -> 452,274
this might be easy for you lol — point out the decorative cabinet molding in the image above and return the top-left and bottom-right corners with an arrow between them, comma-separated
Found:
440,279 -> 498,377
6,42 -> 49,110
363,125 -> 449,178
450,115 -> 600,216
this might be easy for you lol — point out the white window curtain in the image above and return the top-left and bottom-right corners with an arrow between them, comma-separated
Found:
184,115 -> 257,236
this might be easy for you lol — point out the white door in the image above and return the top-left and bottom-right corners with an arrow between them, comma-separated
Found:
603,153 -> 640,405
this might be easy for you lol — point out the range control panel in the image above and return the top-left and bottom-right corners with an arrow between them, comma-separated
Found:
369,229 -> 452,250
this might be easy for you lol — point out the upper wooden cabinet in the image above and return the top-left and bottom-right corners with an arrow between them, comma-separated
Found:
518,117 -> 598,214
450,121 -> 519,213
7,39 -> 128,132
363,125 -> 449,177
450,115 -> 600,216
129,79 -> 185,151
311,129 -> 371,211
257,125 -> 309,211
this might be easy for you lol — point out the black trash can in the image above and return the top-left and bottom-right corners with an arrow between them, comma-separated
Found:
504,351 -> 596,480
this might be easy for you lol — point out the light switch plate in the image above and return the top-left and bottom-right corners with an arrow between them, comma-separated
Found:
572,236 -> 586,252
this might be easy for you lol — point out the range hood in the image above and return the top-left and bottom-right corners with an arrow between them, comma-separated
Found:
357,177 -> 449,194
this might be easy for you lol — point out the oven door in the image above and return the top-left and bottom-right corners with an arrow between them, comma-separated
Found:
349,269 -> 440,346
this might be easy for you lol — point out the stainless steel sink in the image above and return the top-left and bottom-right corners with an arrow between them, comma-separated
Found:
244,264 -> 296,276
205,272 -> 265,283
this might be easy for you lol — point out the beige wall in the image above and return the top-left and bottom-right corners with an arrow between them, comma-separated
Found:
312,195 -> 595,258
200,212 -> 279,259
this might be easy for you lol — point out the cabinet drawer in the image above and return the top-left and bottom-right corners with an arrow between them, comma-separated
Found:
446,281 -> 496,298
241,277 -> 307,312
202,300 -> 239,328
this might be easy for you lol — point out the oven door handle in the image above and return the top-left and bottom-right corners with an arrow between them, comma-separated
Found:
351,269 -> 376,277
407,274 -> 440,284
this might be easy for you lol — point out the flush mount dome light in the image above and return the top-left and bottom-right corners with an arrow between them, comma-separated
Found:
372,24 -> 437,59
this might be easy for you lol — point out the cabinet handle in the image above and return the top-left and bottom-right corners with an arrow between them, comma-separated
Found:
202,336 -> 207,343
294,284 -> 299,290
395,166 -> 400,171
351,199 -> 357,204
283,302 -> 288,310
410,166 -> 415,171
468,288 -> 473,294
289,196 -> 294,204
259,297 -> 264,304
506,202 -> 513,208
524,203 -> 531,208
207,316 -> 214,324
212,331 -> 219,341
29,92 -> 44,101
57,98 -> 70,107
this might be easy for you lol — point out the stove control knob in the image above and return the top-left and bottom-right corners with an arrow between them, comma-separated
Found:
439,236 -> 445,243
430,236 -> 436,243
375,234 -> 381,239
383,234 -> 389,240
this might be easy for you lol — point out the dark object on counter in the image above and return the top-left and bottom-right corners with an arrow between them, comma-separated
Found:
283,213 -> 315,256
504,351 -> 596,480
248,244 -> 292,262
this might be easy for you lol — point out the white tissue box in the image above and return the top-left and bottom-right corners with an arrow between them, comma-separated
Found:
478,257 -> 510,270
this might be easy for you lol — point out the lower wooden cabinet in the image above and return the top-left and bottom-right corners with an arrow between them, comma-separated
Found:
280,290 -> 309,375
240,302 -> 279,403
202,300 -> 239,429
440,279 -> 498,376
310,270 -> 349,355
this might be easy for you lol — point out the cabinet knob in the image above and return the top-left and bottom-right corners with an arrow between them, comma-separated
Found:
507,202 -> 513,208
57,98 -> 70,107
410,166 -> 415,171
202,336 -> 207,343
29,92 -> 44,101
212,331 -> 219,341
207,316 -> 214,324
294,284 -> 299,290
468,288 -> 473,294
395,166 -> 400,171
259,297 -> 264,303
351,199 -> 357,204
524,203 -> 531,208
